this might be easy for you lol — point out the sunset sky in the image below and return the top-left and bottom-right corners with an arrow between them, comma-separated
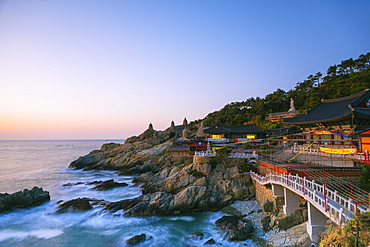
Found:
1,0 -> 369,140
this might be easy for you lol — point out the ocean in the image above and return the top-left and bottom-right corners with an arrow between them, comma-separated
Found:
0,140 -> 259,247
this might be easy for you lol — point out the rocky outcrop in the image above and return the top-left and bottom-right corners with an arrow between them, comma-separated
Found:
105,160 -> 254,215
215,215 -> 254,241
91,179 -> 128,191
56,198 -> 93,213
56,197 -> 108,213
0,187 -> 50,213
69,125 -> 177,173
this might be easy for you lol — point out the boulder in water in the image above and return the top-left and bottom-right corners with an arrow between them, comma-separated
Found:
56,198 -> 93,213
0,187 -> 50,213
126,233 -> 146,244
92,179 -> 128,191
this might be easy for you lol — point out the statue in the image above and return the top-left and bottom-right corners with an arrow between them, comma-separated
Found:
288,98 -> 297,112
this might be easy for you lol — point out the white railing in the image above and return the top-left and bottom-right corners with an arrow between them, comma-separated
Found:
250,171 -> 368,225
194,150 -> 217,157
228,153 -> 258,159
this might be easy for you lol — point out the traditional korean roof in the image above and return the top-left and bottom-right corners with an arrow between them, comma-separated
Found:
266,126 -> 302,136
283,90 -> 370,127
204,124 -> 263,134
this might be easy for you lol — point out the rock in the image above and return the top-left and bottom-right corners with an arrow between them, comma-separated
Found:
105,158 -> 255,216
92,179 -> 128,191
276,209 -> 308,230
0,187 -> 50,213
119,162 -> 160,175
69,150 -> 105,169
190,231 -> 204,240
261,215 -> 272,231
215,215 -> 254,241
263,200 -> 274,213
105,192 -> 174,216
56,198 -> 93,213
126,233 -> 146,245
222,205 -> 242,216
62,182 -> 84,186
204,238 -> 216,244
86,181 -> 103,185
267,222 -> 311,247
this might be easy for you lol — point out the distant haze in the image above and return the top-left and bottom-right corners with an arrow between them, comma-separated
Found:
1,0 -> 369,140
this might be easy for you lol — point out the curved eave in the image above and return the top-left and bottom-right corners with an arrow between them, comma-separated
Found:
283,112 -> 354,126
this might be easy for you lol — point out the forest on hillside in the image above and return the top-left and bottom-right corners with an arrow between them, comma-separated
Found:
202,52 -> 370,129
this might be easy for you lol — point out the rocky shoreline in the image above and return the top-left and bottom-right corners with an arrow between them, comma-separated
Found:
1,125 -> 314,246
226,200 -> 312,246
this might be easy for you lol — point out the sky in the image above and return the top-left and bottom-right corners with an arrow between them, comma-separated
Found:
0,0 -> 369,140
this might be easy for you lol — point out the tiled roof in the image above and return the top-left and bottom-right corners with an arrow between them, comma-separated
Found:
204,124 -> 263,134
283,90 -> 370,125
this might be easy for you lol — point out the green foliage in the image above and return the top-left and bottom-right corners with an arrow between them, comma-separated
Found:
320,212 -> 370,247
238,159 -> 252,173
360,164 -> 370,192
187,169 -> 205,179
215,146 -> 230,157
202,52 -> 370,127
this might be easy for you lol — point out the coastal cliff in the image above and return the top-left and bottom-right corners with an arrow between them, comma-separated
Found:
69,124 -> 255,215
69,125 -> 174,173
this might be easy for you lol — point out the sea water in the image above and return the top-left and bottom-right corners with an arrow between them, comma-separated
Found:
0,140 -> 259,247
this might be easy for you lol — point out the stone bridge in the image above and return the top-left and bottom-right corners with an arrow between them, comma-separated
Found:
251,171 -> 368,242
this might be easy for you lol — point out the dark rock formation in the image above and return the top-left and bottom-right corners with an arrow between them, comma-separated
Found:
215,215 -> 254,241
190,231 -> 204,240
0,187 -> 50,213
204,238 -> 216,244
126,233 -> 146,245
92,179 -> 128,191
63,182 -> 84,186
56,198 -> 93,213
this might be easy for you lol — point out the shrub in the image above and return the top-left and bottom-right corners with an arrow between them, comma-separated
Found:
187,169 -> 205,179
238,159 -> 252,173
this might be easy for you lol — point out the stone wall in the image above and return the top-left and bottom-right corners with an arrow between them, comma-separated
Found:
253,180 -> 276,210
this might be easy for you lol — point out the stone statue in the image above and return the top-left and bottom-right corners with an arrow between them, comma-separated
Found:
288,98 -> 297,112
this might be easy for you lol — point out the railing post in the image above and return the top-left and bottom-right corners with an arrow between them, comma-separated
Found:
324,183 -> 327,212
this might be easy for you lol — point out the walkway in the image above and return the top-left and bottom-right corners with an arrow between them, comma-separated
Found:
251,170 -> 369,241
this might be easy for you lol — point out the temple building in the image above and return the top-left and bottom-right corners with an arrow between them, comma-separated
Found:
283,89 -> 370,152
204,124 -> 263,143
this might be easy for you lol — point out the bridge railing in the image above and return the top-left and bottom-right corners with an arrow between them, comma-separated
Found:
228,153 -> 258,159
250,171 -> 368,225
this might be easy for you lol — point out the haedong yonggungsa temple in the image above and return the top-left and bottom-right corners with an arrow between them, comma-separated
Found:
282,89 -> 370,166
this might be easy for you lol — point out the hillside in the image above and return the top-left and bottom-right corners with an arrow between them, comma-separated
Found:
202,52 -> 370,129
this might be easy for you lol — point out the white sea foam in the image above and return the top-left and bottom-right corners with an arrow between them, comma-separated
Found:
0,229 -> 63,242
167,216 -> 195,222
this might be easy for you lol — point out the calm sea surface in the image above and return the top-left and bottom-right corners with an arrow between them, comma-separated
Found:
0,140 -> 258,247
